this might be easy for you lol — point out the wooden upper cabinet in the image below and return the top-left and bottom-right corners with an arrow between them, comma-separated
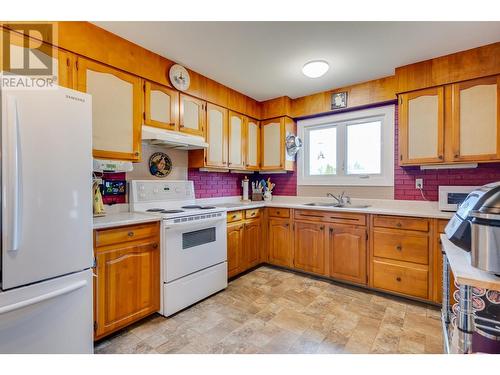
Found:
246,118 -> 260,170
76,57 -> 142,161
329,225 -> 367,285
144,81 -> 179,131
179,93 -> 206,137
261,116 -> 295,171
261,118 -> 284,170
57,49 -> 76,89
228,111 -> 246,169
268,219 -> 293,268
294,221 -> 326,275
205,103 -> 229,168
399,87 -> 445,165
451,76 -> 500,162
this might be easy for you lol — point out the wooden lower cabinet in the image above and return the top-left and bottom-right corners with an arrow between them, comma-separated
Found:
243,219 -> 262,269
294,221 -> 326,275
227,222 -> 244,278
372,259 -> 428,299
433,219 -> 457,304
227,210 -> 263,278
329,225 -> 367,285
94,223 -> 160,340
268,218 -> 293,268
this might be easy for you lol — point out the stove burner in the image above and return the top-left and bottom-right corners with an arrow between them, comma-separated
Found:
146,208 -> 166,212
181,205 -> 202,209
200,206 -> 216,209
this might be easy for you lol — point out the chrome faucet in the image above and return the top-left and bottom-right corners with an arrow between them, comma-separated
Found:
327,191 -> 351,206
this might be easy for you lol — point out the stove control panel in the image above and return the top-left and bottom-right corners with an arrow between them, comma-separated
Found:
130,180 -> 195,203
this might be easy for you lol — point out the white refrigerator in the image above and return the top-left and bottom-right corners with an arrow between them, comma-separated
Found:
0,86 -> 93,353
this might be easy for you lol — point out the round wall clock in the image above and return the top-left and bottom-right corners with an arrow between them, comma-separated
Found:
169,64 -> 190,91
149,152 -> 172,178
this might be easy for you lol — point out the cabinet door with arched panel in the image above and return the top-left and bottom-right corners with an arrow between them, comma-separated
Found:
451,76 -> 500,162
144,81 -> 179,131
398,87 -> 445,165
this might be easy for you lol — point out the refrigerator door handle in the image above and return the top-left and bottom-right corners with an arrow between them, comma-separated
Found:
0,279 -> 88,315
3,96 -> 22,252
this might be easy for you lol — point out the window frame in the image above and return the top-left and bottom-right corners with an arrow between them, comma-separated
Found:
297,105 -> 395,187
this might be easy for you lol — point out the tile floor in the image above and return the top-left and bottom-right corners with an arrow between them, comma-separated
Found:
95,266 -> 443,354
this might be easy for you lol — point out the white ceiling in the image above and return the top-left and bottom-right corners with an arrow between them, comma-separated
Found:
94,22 -> 500,101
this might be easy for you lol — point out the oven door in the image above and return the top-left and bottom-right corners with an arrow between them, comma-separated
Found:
164,215 -> 227,283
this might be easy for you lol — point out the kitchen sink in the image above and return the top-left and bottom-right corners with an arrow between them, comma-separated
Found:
304,202 -> 337,207
304,202 -> 370,209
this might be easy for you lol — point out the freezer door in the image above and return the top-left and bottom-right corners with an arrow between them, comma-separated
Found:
0,269 -> 93,353
1,87 -> 93,289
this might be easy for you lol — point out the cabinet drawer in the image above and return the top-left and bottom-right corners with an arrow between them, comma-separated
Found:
245,208 -> 261,220
227,210 -> 243,223
95,222 -> 159,248
373,215 -> 429,232
373,259 -> 428,299
268,208 -> 290,218
294,209 -> 366,226
373,229 -> 429,265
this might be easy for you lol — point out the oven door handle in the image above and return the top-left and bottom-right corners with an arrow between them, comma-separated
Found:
164,216 -> 226,231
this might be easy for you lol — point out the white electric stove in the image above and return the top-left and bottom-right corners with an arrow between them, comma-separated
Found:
130,180 -> 228,317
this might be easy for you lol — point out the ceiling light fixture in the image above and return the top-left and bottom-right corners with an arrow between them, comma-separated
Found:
302,60 -> 329,78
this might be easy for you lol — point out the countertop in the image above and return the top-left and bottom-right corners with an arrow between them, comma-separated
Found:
441,235 -> 500,290
203,196 -> 454,219
93,212 -> 161,230
93,196 -> 453,230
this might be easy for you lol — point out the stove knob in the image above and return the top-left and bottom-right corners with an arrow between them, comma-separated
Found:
153,188 -> 159,194
139,193 -> 146,199
139,185 -> 145,191
175,187 -> 180,193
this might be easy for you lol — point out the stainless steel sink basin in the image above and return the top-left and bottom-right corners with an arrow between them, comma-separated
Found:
304,202 -> 370,209
304,202 -> 337,207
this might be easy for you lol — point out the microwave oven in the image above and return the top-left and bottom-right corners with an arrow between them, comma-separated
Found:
439,186 -> 478,212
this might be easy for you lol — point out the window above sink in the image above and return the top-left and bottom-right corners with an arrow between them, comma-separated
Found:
297,105 -> 395,187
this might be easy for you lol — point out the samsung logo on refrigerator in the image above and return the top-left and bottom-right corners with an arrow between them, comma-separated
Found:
65,94 -> 85,103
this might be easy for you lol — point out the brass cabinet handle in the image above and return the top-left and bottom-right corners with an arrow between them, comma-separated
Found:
396,277 -> 402,282
329,227 -> 334,234
396,245 -> 402,251
152,243 -> 158,249
438,155 -> 443,160
320,225 -> 325,230
127,231 -> 134,237
232,215 -> 237,219
396,222 -> 402,228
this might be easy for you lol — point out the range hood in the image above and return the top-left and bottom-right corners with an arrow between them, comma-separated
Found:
142,125 -> 208,150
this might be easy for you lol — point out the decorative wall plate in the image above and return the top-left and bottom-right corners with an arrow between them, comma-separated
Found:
169,64 -> 190,91
149,152 -> 172,178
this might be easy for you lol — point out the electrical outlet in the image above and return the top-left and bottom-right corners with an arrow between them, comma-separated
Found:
415,178 -> 423,189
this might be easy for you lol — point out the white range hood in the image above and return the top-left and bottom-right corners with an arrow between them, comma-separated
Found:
142,125 -> 208,150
